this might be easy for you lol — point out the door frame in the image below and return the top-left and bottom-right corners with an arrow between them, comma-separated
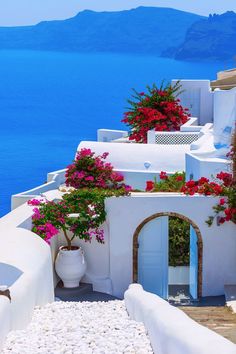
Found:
133,212 -> 203,298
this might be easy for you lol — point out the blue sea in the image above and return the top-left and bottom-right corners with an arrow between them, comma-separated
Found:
0,50 -> 232,216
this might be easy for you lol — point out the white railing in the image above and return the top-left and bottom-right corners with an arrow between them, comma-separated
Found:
147,119 -> 213,145
97,129 -> 128,142
180,117 -> 201,132
11,168 -> 66,210
147,130 -> 201,145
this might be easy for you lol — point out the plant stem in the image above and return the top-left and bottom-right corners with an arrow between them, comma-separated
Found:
62,227 -> 72,250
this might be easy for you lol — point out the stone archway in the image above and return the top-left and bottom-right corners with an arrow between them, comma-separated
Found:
133,212 -> 203,298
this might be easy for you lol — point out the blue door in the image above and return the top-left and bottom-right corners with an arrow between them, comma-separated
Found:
138,217 -> 169,299
190,225 -> 198,300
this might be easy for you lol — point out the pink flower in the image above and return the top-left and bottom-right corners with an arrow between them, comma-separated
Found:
27,199 -> 41,206
85,176 -> 94,181
32,208 -> 44,220
125,185 -> 132,192
79,148 -> 93,158
101,152 -> 109,159
76,171 -> 85,179
112,172 -> 124,182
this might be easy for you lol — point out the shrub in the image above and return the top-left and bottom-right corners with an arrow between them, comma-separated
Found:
122,82 -> 190,143
169,217 -> 190,267
65,148 -> 131,191
30,187 -> 130,249
146,171 -> 185,192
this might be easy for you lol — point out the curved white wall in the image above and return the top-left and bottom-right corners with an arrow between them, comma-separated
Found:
0,205 -> 54,349
125,284 -> 236,354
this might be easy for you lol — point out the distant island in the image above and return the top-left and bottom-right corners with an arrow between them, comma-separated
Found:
0,7 -> 235,61
163,11 -> 236,61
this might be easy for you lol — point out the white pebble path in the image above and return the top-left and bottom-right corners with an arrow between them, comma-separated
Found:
2,300 -> 153,354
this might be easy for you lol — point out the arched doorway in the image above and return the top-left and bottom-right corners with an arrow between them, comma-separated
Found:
133,212 -> 203,299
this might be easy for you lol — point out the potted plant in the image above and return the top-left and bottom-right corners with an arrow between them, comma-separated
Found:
29,149 -> 131,288
29,189 -> 107,288
29,188 -> 130,288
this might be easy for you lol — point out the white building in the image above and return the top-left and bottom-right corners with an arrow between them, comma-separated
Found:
0,79 -> 235,351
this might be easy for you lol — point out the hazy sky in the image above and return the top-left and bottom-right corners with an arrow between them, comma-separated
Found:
0,0 -> 236,26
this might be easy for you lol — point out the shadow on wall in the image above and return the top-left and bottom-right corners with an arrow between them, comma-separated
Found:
0,263 -> 23,287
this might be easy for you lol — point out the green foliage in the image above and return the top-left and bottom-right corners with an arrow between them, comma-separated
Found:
169,217 -> 190,266
31,187 -> 130,249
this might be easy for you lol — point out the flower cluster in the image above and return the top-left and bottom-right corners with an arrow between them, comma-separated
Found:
65,148 -> 131,191
146,171 -> 185,192
122,82 -> 189,143
182,172 -> 236,225
180,177 -> 224,196
145,170 -> 235,225
29,188 -> 130,248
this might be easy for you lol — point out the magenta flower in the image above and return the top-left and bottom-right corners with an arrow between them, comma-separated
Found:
27,199 -> 41,206
85,176 -> 94,181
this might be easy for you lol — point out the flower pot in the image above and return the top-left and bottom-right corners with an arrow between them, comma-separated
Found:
55,246 -> 87,288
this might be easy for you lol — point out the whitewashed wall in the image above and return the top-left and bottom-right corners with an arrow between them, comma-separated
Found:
171,80 -> 213,125
50,223 -> 112,294
185,87 -> 235,181
105,193 -> 236,298
78,141 -> 189,189
213,87 -> 236,148
185,152 -> 231,181
97,129 -> 128,142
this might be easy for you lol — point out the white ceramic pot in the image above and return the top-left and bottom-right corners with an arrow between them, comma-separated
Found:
55,246 -> 87,288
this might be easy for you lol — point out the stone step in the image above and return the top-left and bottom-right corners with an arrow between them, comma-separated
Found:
55,282 -> 93,301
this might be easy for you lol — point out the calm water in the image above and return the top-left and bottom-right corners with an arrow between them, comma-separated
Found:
0,50 -> 232,215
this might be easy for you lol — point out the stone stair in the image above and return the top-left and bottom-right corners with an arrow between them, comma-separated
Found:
55,281 -> 118,302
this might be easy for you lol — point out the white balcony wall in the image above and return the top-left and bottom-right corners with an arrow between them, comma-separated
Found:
213,87 -> 236,149
172,80 -> 213,125
97,129 -> 128,142
78,141 -> 189,189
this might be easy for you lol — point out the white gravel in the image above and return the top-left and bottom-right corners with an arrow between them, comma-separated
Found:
2,300 -> 153,354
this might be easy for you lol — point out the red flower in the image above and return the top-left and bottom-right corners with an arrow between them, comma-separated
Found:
198,177 -> 209,185
185,180 -> 196,188
216,172 -> 233,187
219,198 -> 226,205
160,171 -> 168,180
218,217 -> 226,224
146,181 -> 155,192
175,175 -> 183,182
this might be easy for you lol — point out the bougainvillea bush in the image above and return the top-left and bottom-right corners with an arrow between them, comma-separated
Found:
65,148 -> 131,191
180,172 -> 235,225
145,171 -> 236,225
122,82 -> 190,143
29,188 -> 130,249
146,171 -> 185,192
